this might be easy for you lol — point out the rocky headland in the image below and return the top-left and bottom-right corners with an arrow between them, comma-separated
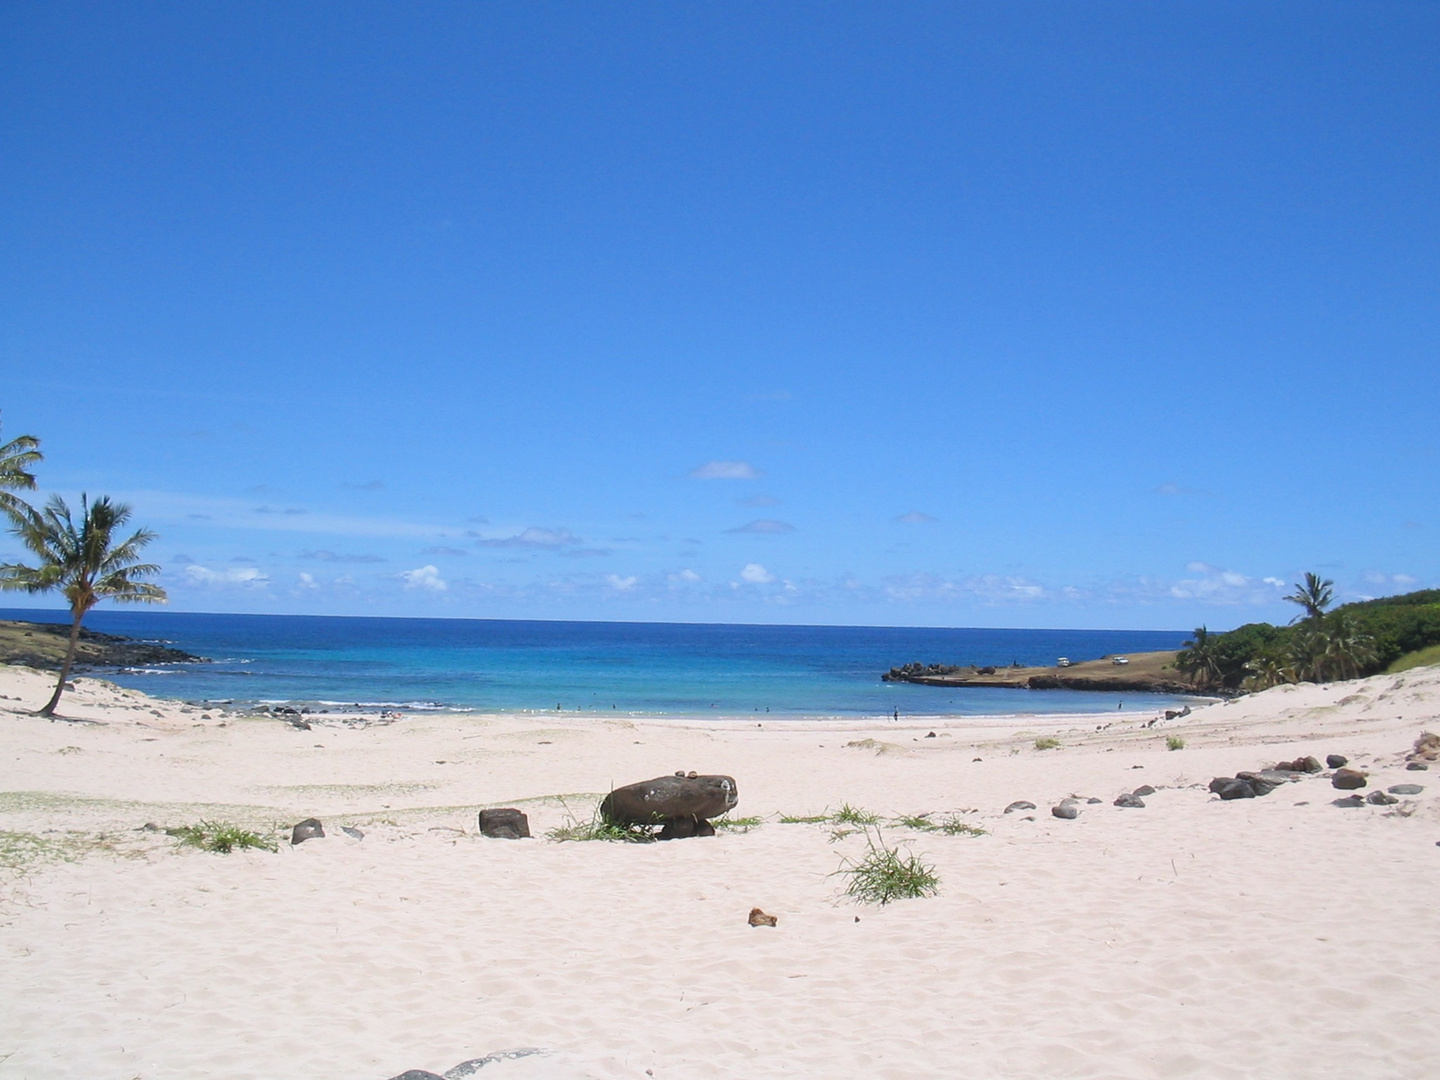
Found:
882,648 -> 1202,695
0,618 -> 205,670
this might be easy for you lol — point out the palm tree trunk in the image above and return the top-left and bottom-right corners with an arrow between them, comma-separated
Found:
38,614 -> 83,717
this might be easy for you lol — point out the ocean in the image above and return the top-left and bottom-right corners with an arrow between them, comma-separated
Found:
2,608 -> 1197,719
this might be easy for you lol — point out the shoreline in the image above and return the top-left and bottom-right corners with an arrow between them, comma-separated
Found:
2,659 -> 1437,1079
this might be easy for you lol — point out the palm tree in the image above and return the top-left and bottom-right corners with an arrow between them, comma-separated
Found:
1283,572 -> 1334,623
1176,626 -> 1223,689
1,495 -> 166,716
0,414 -> 42,523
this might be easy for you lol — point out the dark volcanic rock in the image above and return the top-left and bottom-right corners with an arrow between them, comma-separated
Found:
1051,803 -> 1079,820
1236,772 -> 1278,797
340,826 -> 364,840
290,818 -> 324,845
1332,795 -> 1366,808
1003,800 -> 1036,814
1114,792 -> 1146,808
1367,791 -> 1399,806
1086,797 -> 1102,804
1326,754 -> 1349,769
1277,756 -> 1325,774
658,816 -> 716,840
1407,762 -> 1429,771
600,774 -> 738,825
1209,777 -> 1256,800
1388,784 -> 1424,796
477,808 -> 531,839
1133,785 -> 1156,797
1331,768 -> 1368,790
384,1072 -> 446,1080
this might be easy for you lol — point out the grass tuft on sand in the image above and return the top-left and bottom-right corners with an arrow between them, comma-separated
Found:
835,827 -> 940,905
167,821 -> 277,854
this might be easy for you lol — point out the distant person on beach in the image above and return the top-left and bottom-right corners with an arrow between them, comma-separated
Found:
893,708 -> 899,721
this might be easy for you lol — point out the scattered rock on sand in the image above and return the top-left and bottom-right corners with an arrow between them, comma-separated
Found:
1133,785 -> 1156,796
341,826 -> 364,841
1408,732 -> 1440,762
1407,762 -> 1429,771
1209,777 -> 1256,800
1332,795 -> 1366,808
1004,800 -> 1036,814
1367,791 -> 1399,806
1236,772 -> 1278,797
290,818 -> 324,845
1051,802 -> 1079,820
1326,754 -> 1349,769
1388,784 -> 1424,796
1276,756 -> 1324,774
478,808 -> 531,839
748,907 -> 778,927
1332,768 -> 1368,790
1114,793 -> 1146,808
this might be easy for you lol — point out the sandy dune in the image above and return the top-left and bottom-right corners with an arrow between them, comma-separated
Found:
2,664 -> 1438,1079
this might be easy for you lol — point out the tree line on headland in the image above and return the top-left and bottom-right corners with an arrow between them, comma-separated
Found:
0,413 -> 166,716
1176,572 -> 1440,692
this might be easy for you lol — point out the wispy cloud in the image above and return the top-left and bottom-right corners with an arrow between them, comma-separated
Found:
400,565 -> 447,591
726,519 -> 795,534
560,547 -> 612,559
606,574 -> 638,591
475,526 -> 583,549
254,506 -> 308,516
739,563 -> 775,584
690,460 -> 760,480
421,546 -> 470,557
894,511 -> 938,524
182,564 -> 270,589
299,550 -> 386,564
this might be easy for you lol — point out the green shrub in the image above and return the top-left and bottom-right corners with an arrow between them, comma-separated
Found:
894,812 -> 986,836
778,812 -> 831,824
710,815 -> 764,832
168,821 -> 275,854
1166,735 -> 1185,751
834,828 -> 940,905
1387,642 -> 1440,674
546,808 -> 657,843
1034,737 -> 1060,751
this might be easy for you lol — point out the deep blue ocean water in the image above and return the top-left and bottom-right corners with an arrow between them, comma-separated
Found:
2,608 -> 1197,719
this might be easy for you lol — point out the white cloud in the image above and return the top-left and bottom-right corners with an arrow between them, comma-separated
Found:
895,511 -> 938,524
606,574 -> 638,591
671,569 -> 702,583
727,519 -> 795,534
690,460 -> 760,480
182,564 -> 270,589
401,565 -> 447,591
740,563 -> 775,584
297,572 -> 318,590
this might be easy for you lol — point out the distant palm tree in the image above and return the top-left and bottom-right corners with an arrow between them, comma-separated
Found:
0,415 -> 42,523
1283,572 -> 1334,623
1176,626 -> 1223,689
1,495 -> 166,716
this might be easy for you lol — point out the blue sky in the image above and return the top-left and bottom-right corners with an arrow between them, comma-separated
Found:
2,2 -> 1436,629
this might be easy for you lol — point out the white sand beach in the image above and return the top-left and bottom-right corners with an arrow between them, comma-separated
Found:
2,664 -> 1438,1079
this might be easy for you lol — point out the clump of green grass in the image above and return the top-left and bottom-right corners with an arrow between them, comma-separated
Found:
1034,737 -> 1061,751
167,821 -> 276,854
834,827 -> 940,905
832,802 -> 880,825
894,812 -> 986,836
1166,735 -> 1186,751
546,806 -> 657,843
711,815 -> 764,833
778,812 -> 831,824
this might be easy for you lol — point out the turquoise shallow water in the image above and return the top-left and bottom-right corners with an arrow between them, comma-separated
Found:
2,609 -> 1197,719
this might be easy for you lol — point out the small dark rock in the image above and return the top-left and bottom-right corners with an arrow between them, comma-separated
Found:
1210,777 -> 1256,800
1367,791 -> 1399,806
1236,772 -> 1278,797
341,826 -> 364,840
1326,754 -> 1348,769
1332,768 -> 1368,790
1051,803 -> 1079,820
290,818 -> 324,845
925,731 -> 936,738
1406,762 -> 1429,771
1332,795 -> 1365,808
658,816 -> 716,840
1114,793 -> 1146,808
384,1072 -> 446,1080
1277,755 -> 1324,774
1388,784 -> 1424,796
1133,784 -> 1156,796
478,808 -> 531,839
1004,800 -> 1036,814
1086,797 -> 1102,804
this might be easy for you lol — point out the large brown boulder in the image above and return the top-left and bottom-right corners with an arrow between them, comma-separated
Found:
600,774 -> 738,826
